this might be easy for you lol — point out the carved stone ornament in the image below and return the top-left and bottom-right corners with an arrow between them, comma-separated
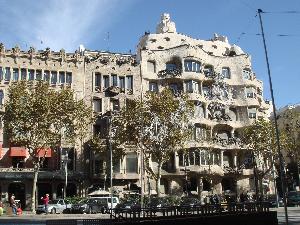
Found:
42,47 -> 51,65
0,43 -> 5,54
156,13 -> 177,34
12,45 -> 21,63
60,48 -> 66,65
116,57 -> 130,66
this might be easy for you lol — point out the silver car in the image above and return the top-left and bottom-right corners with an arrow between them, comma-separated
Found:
36,199 -> 72,214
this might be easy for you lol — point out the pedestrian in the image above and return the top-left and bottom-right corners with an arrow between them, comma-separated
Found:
10,194 -> 17,215
240,192 -> 245,202
0,201 -> 3,216
41,194 -> 49,214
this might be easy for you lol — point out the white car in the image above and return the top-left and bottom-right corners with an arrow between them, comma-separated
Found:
36,199 -> 72,214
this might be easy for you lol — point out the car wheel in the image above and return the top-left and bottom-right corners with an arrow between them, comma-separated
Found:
51,208 -> 56,214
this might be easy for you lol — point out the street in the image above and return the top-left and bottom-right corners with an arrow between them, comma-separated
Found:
0,207 -> 299,225
273,207 -> 300,225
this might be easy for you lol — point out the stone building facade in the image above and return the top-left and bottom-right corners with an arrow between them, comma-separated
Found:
0,13 -> 272,210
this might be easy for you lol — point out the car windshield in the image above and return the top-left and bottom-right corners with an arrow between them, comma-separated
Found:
48,200 -> 59,204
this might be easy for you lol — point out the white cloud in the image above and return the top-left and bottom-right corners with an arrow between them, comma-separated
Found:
0,0 -> 135,52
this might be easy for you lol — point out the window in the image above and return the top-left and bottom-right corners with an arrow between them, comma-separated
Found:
243,69 -> 251,80
36,70 -> 42,81
59,71 -> 65,84
94,73 -> 101,90
184,60 -> 201,73
66,72 -> 72,84
195,125 -> 206,140
111,99 -> 120,111
111,74 -> 118,87
5,67 -> 11,81
13,68 -> 19,81
246,87 -> 256,98
21,68 -> 27,80
0,90 -> 4,106
119,77 -> 125,90
126,75 -> 133,90
149,82 -> 158,92
28,69 -> 35,81
202,85 -> 211,97
203,65 -> 214,77
103,75 -> 109,89
0,67 -> 3,80
166,63 -> 177,70
51,71 -> 57,84
93,99 -> 102,112
222,67 -> 230,78
126,153 -> 137,173
147,61 -> 156,73
41,70 -> 49,82
248,107 -> 256,119
185,80 -> 193,93
194,102 -> 205,118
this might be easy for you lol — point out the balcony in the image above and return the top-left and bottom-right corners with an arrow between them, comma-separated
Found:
158,68 -> 182,78
106,86 -> 120,95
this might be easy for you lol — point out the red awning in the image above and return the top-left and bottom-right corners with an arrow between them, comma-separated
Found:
9,147 -> 27,157
35,148 -> 52,158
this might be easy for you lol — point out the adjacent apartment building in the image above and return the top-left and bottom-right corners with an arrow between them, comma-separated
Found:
0,13 -> 271,210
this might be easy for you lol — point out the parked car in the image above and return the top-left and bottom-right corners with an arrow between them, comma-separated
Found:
287,191 -> 300,206
36,199 -> 72,214
71,198 -> 108,214
265,194 -> 283,208
148,197 -> 172,209
114,199 -> 141,213
90,196 -> 119,210
180,197 -> 201,208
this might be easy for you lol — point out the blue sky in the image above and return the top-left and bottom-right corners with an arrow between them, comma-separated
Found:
0,0 -> 299,109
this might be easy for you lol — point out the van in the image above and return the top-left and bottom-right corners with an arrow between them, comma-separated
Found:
90,196 -> 119,209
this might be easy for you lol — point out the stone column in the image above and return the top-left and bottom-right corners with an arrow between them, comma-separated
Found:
233,152 -> 237,168
174,152 -> 179,172
220,150 -> 224,169
200,81 -> 203,95
197,177 -> 203,200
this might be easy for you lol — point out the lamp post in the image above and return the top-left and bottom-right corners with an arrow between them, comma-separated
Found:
258,9 -> 288,225
107,114 -> 113,216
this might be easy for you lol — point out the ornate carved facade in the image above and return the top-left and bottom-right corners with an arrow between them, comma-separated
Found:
0,13 -> 272,210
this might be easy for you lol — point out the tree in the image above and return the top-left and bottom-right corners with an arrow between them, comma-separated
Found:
241,118 -> 278,197
3,81 -> 93,212
278,108 -> 300,188
113,89 -> 194,196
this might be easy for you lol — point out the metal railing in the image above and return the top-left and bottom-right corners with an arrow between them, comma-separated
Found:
109,202 -> 270,221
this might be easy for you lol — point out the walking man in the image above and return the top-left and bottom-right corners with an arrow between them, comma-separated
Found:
41,194 -> 49,214
10,194 -> 17,215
